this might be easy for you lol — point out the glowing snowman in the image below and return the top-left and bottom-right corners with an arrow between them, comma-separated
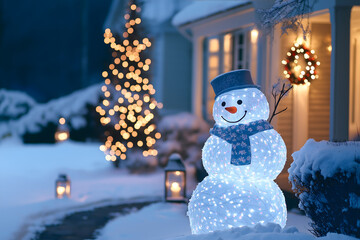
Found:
188,70 -> 287,234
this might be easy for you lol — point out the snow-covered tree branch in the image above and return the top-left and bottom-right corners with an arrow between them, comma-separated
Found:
256,0 -> 316,37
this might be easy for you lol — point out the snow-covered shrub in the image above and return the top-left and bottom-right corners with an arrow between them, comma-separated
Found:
0,84 -> 105,142
124,150 -> 158,173
156,112 -> 210,180
0,89 -> 36,121
289,139 -> 360,238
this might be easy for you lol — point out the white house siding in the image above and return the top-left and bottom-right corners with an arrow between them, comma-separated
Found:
277,33 -> 295,170
276,92 -> 294,171
276,21 -> 331,170
308,23 -> 331,141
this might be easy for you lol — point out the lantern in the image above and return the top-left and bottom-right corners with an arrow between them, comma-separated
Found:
55,118 -> 70,142
164,153 -> 186,202
55,174 -> 71,199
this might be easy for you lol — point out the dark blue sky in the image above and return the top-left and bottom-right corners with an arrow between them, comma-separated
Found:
0,0 -> 112,102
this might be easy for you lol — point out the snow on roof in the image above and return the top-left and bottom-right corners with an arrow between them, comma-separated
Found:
172,0 -> 252,27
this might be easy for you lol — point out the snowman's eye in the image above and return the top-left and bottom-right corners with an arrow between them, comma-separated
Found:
237,100 -> 243,105
221,102 -> 226,107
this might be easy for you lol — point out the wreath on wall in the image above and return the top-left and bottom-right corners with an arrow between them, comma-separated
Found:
282,42 -> 320,85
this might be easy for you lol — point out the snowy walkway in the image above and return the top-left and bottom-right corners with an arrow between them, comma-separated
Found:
34,199 -> 157,240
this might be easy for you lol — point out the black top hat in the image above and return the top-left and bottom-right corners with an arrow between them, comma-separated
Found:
210,69 -> 260,99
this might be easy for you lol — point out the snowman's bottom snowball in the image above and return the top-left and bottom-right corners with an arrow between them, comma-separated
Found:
187,176 -> 286,234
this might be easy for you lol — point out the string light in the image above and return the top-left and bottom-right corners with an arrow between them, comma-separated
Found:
98,0 -> 162,162
282,40 -> 320,86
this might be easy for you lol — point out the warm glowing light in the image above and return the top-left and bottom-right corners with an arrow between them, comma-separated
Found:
55,131 -> 69,142
170,182 -> 181,197
59,118 -> 66,125
99,11 -> 160,162
282,41 -> 319,85
57,186 -> 65,195
155,132 -> 161,139
250,29 -> 258,43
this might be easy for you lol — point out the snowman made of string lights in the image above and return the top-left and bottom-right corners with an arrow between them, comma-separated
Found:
188,70 -> 287,234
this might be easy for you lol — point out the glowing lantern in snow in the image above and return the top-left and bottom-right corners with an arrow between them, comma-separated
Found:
55,118 -> 70,142
55,174 -> 71,199
164,153 -> 186,202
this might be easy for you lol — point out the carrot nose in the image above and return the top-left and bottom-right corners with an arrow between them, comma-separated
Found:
225,106 -> 237,114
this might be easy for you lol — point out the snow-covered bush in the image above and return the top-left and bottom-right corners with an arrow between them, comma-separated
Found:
0,89 -> 36,121
0,84 -> 104,142
156,112 -> 210,180
124,150 -> 158,173
289,139 -> 360,238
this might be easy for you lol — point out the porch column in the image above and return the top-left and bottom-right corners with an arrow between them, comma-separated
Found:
192,36 -> 204,118
329,5 -> 352,141
256,33 -> 268,91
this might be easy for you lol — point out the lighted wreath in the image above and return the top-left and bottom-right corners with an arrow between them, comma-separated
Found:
282,42 -> 320,85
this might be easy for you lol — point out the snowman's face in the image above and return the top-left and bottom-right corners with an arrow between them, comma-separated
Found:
213,88 -> 269,127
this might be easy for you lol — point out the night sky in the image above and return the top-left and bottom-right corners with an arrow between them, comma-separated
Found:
0,0 -> 113,102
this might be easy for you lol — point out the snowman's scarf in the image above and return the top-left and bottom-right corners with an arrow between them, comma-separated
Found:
210,120 -> 273,166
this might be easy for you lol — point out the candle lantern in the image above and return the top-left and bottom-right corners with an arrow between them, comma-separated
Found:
164,153 -> 186,202
55,174 -> 71,199
55,118 -> 70,142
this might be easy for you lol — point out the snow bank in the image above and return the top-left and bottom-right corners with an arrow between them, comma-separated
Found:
172,0 -> 251,27
168,223 -> 358,240
94,205 -> 314,240
0,89 -> 36,121
95,203 -> 191,240
0,84 -> 102,139
289,139 -> 360,181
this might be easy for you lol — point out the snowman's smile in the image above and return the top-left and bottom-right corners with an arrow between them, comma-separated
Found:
221,110 -> 247,123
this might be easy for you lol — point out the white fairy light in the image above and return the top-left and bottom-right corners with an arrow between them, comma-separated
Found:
188,88 -> 287,234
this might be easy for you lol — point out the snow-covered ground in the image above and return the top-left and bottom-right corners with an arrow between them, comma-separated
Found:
0,140 -> 163,240
94,203 -> 313,240
95,202 -> 191,240
168,224 -> 359,240
1,140 -> 354,240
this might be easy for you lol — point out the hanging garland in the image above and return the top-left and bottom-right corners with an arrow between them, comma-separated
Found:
282,42 -> 320,85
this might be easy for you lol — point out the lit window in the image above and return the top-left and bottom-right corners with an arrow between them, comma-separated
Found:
203,30 -> 250,121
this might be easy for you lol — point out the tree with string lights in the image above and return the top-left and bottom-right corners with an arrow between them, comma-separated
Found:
96,0 -> 162,167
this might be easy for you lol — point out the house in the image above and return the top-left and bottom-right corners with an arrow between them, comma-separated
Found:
172,0 -> 360,179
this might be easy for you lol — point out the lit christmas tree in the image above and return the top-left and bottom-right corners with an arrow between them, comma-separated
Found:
97,0 -> 162,166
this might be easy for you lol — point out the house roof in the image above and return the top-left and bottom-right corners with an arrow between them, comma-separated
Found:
172,0 -> 252,27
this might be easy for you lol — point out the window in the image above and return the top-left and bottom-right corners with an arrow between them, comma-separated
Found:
233,31 -> 250,70
203,30 -> 250,121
